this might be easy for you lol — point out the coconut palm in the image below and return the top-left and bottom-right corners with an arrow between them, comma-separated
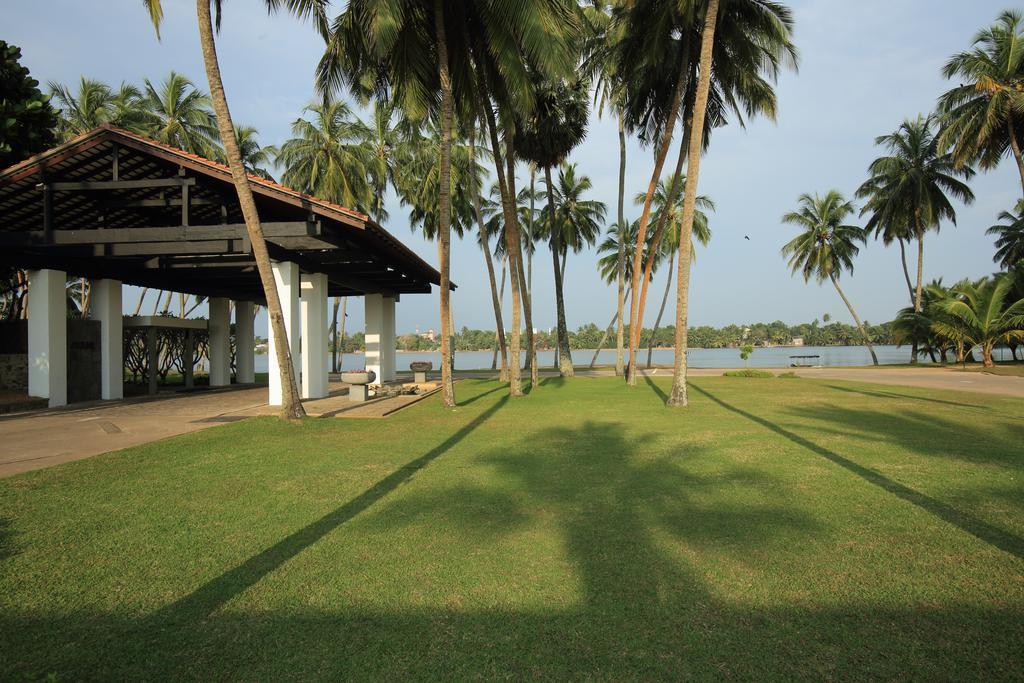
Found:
610,0 -> 796,391
318,0 -> 579,400
584,1 -> 630,376
938,10 -> 1024,196
468,129 -> 509,381
515,75 -> 590,376
225,125 -> 275,180
140,71 -> 220,157
932,275 -> 1024,367
362,100 -> 404,222
856,115 -> 974,324
276,101 -> 372,209
781,191 -> 879,366
988,200 -> 1024,269
143,0 -> 328,421
635,174 -> 713,367
49,78 -> 118,139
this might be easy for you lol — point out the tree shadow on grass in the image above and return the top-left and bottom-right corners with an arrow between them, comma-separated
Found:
823,383 -> 990,411
642,373 -> 669,402
3,398 -> 1024,679
690,383 -> 1024,562
146,394 -> 509,627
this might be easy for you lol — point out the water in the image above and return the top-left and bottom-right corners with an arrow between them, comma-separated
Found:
253,345 -> 928,373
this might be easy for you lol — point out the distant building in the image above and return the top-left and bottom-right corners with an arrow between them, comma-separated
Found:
792,337 -> 804,347
418,328 -> 437,342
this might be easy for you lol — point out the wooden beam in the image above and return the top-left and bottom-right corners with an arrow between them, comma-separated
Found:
0,221 -> 318,246
41,177 -> 197,191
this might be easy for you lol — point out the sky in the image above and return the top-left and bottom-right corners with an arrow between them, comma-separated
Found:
5,0 -> 1020,337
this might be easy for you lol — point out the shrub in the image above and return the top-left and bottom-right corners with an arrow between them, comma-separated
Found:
777,371 -> 800,378
723,369 -> 774,378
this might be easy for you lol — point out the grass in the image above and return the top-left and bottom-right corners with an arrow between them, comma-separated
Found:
1,376 -> 1023,679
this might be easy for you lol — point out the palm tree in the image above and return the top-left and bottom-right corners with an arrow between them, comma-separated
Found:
223,125 -> 275,180
143,0 -> 328,421
611,0 -> 796,390
781,191 -> 879,366
362,100 -> 403,222
938,10 -> 1024,196
276,101 -> 371,209
635,174 -> 712,367
514,76 -> 589,376
469,137 -> 509,381
856,115 -> 974,322
49,78 -> 118,139
932,275 -> 1024,367
584,2 -> 629,376
141,71 -> 220,157
988,200 -> 1024,269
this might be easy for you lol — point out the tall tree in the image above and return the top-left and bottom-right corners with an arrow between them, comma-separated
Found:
143,0 -> 328,421
515,78 -> 590,376
635,174 -> 713,367
988,200 -> 1024,269
938,10 -> 1024,196
222,125 -> 275,180
141,71 -> 220,157
0,41 -> 57,167
781,191 -> 879,367
276,101 -> 372,209
362,100 -> 403,222
856,115 -> 975,330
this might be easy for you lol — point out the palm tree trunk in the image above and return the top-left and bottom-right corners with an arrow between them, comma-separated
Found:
80,279 -> 89,318
507,136 -> 538,389
477,65 -> 523,396
338,296 -> 347,370
434,0 -> 456,407
897,238 -> 914,301
491,260 -> 507,373
628,35 -> 689,387
470,123 -> 508,382
546,165 -> 574,377
647,258 -> 674,368
614,111 -> 627,377
635,62 -> 695,367
330,297 -> 340,373
195,0 -> 304,419
134,288 -> 148,316
1007,118 -> 1024,198
829,273 -> 879,366
590,307 -> 619,368
528,166 -> 536,302
151,290 -> 163,315
668,0 -> 719,406
982,343 -> 995,368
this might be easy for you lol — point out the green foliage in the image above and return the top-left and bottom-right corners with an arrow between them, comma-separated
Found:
739,343 -> 754,367
0,41 -> 58,167
777,371 -> 799,378
723,368 -> 773,378
988,200 -> 1024,269
781,191 -> 866,284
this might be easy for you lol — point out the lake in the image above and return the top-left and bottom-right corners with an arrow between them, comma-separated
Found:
253,344 -> 947,372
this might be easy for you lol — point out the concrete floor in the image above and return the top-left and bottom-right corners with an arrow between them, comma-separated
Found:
0,367 -> 1020,478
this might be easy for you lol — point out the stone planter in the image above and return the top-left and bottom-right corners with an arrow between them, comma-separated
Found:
341,370 -> 376,385
409,361 -> 432,383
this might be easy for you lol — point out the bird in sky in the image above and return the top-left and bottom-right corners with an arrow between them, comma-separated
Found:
744,235 -> 750,240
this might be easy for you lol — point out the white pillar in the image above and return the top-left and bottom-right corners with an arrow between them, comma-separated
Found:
381,296 -> 396,382
27,269 -> 67,407
300,273 -> 328,399
235,301 -> 255,384
92,279 -> 123,400
364,294 -> 383,386
268,261 -> 301,406
208,297 -> 231,387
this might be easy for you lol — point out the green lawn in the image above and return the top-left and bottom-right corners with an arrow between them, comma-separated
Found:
2,376 -> 1023,679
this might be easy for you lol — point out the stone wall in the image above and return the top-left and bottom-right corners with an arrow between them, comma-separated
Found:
0,321 -> 28,392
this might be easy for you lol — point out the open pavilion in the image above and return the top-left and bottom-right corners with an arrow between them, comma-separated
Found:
0,125 -> 445,408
